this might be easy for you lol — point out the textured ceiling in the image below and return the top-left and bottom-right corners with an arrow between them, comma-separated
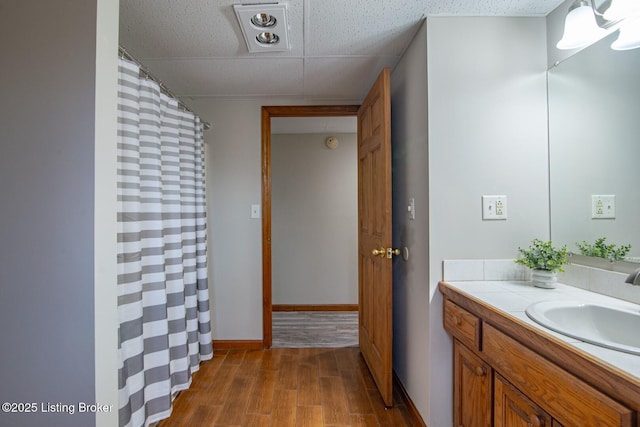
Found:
119,0 -> 566,102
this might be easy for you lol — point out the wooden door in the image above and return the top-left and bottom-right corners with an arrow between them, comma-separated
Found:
495,374 -> 553,427
357,68 -> 393,406
454,341 -> 492,427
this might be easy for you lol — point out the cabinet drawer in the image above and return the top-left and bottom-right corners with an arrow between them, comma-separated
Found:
444,300 -> 481,351
483,323 -> 633,427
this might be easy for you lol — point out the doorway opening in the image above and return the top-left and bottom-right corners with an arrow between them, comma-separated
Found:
261,105 -> 360,348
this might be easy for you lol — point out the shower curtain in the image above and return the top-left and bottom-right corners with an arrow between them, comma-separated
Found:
116,58 -> 213,427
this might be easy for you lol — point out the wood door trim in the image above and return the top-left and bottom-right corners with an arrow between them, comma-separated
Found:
212,340 -> 264,350
393,371 -> 427,427
261,105 -> 360,348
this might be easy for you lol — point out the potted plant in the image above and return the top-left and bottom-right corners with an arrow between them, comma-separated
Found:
514,239 -> 568,288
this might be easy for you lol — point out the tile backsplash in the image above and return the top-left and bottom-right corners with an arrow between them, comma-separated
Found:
559,263 -> 640,305
443,259 -> 640,305
442,259 -> 530,282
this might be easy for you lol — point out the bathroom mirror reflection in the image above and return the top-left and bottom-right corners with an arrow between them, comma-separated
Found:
548,31 -> 640,267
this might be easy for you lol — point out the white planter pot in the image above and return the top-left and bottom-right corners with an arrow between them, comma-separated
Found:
532,269 -> 558,289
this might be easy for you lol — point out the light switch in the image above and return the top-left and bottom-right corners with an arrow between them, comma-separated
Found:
408,198 -> 415,220
251,204 -> 261,219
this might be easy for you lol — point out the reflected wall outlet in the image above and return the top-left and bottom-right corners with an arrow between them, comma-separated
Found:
591,195 -> 615,219
482,195 -> 507,220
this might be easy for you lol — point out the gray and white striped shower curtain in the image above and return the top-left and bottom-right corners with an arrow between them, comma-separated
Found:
117,58 -> 213,427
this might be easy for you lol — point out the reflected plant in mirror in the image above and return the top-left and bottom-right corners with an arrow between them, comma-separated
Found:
548,30 -> 640,271
576,237 -> 632,261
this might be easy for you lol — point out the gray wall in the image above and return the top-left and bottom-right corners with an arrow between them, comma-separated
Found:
0,1 -> 101,425
193,97 -> 360,340
390,20 -> 431,421
391,17 -> 548,426
196,16 -> 548,425
272,133 -> 358,305
426,17 -> 549,426
549,32 -> 640,255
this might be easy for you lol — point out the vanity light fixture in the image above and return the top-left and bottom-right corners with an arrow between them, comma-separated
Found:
603,0 -> 640,21
233,3 -> 290,53
611,17 -> 640,50
557,0 -> 607,50
557,0 -> 640,51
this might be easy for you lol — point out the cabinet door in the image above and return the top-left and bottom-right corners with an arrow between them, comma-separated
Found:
454,341 -> 492,427
495,374 -> 553,427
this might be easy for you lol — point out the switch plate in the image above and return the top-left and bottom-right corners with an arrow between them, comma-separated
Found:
591,195 -> 615,219
251,204 -> 261,219
482,195 -> 507,220
408,198 -> 415,220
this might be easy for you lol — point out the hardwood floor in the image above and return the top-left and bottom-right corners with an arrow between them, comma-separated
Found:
159,347 -> 417,426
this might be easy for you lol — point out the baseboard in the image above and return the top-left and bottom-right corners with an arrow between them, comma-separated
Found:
272,304 -> 358,312
393,370 -> 427,427
212,340 -> 263,350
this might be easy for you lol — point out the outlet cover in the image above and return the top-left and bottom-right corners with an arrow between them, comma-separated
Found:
591,195 -> 615,219
482,195 -> 507,220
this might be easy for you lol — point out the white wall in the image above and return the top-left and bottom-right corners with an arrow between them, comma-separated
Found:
272,133 -> 358,305
94,0 -> 120,425
192,98 -> 358,340
426,17 -> 549,426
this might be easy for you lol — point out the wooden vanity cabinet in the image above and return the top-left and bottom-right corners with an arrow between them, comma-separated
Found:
454,341 -> 492,427
494,373 -> 555,427
442,296 -> 636,427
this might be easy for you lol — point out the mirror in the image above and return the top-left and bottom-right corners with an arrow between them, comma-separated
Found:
548,31 -> 640,269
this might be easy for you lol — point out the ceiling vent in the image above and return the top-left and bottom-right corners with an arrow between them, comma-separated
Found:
233,3 -> 290,53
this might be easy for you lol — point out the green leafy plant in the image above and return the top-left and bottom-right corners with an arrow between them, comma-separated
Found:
576,237 -> 631,261
514,239 -> 569,273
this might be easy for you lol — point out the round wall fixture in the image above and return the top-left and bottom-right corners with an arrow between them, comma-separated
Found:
325,136 -> 339,150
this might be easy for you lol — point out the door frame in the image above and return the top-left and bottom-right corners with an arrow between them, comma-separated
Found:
261,105 -> 360,348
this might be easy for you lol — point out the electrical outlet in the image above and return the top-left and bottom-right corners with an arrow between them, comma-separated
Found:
591,195 -> 615,219
482,195 -> 507,220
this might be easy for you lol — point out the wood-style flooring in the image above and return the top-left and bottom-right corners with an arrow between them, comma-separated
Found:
159,347 -> 416,426
272,311 -> 358,348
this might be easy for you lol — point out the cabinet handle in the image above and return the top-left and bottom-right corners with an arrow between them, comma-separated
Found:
529,414 -> 543,427
462,358 -> 487,377
453,315 -> 463,326
474,366 -> 486,377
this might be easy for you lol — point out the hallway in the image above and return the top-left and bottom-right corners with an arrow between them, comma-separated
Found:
159,347 -> 415,426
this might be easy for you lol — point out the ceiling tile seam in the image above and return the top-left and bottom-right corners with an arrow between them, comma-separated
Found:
137,55 -> 401,62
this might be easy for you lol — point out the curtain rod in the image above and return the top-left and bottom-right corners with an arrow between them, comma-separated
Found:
118,46 -> 212,130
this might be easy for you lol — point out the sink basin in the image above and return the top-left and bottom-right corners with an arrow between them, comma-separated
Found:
525,300 -> 640,355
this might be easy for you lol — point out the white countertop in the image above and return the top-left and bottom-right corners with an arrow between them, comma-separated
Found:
445,280 -> 640,381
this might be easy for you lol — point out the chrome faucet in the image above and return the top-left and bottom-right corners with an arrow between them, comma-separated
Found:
625,268 -> 640,286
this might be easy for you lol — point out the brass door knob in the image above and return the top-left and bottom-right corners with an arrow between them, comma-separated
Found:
372,247 -> 401,258
372,247 -> 386,257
